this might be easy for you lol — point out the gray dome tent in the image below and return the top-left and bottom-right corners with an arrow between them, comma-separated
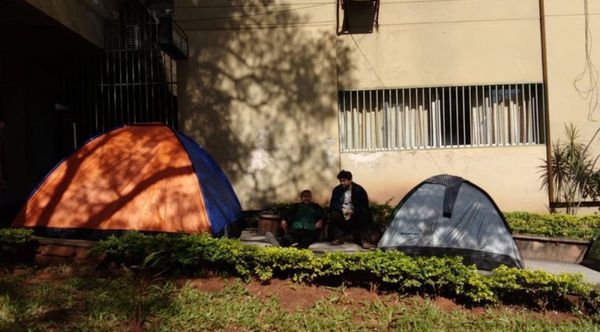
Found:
378,174 -> 524,270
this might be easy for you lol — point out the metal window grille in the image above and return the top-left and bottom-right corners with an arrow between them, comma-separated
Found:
55,1 -> 180,152
338,83 -> 546,152
99,4 -> 179,132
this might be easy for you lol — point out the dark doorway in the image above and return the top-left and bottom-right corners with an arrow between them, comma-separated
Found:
0,0 -> 181,226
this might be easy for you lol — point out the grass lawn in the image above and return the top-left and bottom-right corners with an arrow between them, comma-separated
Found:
1,264 -> 598,331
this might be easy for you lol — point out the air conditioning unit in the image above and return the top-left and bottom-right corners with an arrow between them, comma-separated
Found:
124,25 -> 141,50
338,0 -> 380,35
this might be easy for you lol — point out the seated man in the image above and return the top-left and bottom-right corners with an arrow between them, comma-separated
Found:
329,170 -> 375,249
265,190 -> 325,249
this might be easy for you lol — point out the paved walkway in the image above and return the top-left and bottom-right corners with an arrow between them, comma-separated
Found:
524,259 -> 600,286
240,228 -> 600,286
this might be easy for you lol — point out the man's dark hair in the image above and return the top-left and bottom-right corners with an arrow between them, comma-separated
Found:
300,189 -> 312,197
337,170 -> 352,181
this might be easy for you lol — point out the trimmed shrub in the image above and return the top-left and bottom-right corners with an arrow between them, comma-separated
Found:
90,232 -> 600,318
0,228 -> 37,264
505,211 -> 600,241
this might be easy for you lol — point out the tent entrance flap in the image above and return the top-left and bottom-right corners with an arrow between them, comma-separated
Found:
443,182 -> 462,218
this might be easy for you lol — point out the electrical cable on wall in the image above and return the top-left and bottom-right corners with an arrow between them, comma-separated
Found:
350,34 -> 386,89
577,0 -> 600,155
573,0 -> 599,122
176,3 -> 329,22
572,0 -> 600,211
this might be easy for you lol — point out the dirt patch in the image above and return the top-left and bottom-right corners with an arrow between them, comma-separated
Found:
252,280 -> 584,324
536,310 -> 580,324
400,295 -> 579,322
177,274 -> 236,293
172,276 -> 373,314
246,278 -> 333,312
22,265 -> 81,285
2,264 -> 587,323
481,306 -> 581,324
342,286 -> 388,304
243,279 -> 407,313
431,296 -> 464,312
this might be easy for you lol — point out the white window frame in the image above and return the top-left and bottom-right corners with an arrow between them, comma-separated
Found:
338,83 -> 546,152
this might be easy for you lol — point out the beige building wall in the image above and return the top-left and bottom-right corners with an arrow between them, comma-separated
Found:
23,0 -> 118,48
175,0 -> 340,208
338,0 -> 543,89
176,0 -> 599,212
543,0 -> 600,155
341,147 -> 548,212
338,0 -> 549,212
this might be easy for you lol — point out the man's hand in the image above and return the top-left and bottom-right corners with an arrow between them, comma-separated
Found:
342,208 -> 353,221
315,220 -> 324,229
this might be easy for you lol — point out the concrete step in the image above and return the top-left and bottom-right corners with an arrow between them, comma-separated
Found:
240,228 -> 366,253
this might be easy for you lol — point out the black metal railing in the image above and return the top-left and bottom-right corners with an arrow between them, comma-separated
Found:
55,0 -> 180,149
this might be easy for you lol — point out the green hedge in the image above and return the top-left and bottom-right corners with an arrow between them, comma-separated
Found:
91,232 -> 600,318
505,211 -> 600,241
0,228 -> 37,264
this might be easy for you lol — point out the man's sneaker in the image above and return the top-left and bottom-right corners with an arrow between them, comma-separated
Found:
361,241 -> 376,250
331,238 -> 345,246
265,231 -> 280,247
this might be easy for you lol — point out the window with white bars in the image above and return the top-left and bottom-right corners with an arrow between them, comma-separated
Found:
338,84 -> 546,152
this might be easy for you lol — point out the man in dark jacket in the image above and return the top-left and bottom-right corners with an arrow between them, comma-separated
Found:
329,170 -> 374,249
265,190 -> 325,249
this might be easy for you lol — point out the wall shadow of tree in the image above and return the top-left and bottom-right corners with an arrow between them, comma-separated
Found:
176,0 -> 355,208
12,0 -> 357,232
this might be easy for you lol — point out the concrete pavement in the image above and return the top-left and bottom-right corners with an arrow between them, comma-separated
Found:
524,259 -> 600,286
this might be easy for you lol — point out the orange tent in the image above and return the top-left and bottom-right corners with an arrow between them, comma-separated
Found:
12,124 -> 242,239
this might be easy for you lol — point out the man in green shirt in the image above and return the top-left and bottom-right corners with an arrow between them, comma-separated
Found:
265,190 -> 325,249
